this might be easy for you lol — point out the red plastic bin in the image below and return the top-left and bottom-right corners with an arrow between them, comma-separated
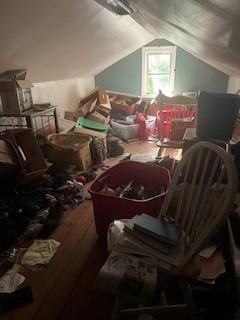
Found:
89,161 -> 171,239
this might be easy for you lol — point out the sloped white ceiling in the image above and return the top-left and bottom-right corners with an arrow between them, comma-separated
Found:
129,0 -> 240,76
1,0 -> 240,82
0,0 -> 153,82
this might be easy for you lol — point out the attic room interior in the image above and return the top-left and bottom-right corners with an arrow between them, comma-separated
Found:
1,0 -> 240,319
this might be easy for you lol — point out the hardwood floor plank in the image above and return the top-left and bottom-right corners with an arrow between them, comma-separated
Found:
59,242 -> 114,320
0,141 -> 160,320
34,222 -> 98,320
1,202 -> 94,320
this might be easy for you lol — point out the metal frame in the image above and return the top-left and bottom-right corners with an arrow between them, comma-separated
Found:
0,106 -> 59,138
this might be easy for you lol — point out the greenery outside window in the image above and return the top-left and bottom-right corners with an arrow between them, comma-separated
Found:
142,46 -> 176,97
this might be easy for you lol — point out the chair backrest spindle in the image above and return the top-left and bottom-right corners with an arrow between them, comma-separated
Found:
159,141 -> 237,269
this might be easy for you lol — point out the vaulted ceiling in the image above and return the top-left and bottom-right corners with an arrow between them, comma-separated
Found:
129,0 -> 240,76
0,0 -> 153,82
0,0 -> 240,82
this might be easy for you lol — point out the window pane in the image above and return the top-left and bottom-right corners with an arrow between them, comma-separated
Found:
147,74 -> 171,96
148,54 -> 171,73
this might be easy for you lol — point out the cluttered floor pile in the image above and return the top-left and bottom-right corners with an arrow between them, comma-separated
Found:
0,161 -> 99,312
1,82 -> 238,318
0,168 -> 92,251
0,124 -> 167,315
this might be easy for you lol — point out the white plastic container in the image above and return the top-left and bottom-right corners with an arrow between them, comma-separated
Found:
145,115 -> 156,135
111,121 -> 140,140
126,115 -> 156,135
125,115 -> 136,124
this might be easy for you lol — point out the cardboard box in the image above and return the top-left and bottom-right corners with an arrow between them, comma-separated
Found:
110,101 -> 136,115
79,88 -> 111,111
46,133 -> 92,170
0,140 -> 19,179
78,98 -> 98,117
98,89 -> 111,111
78,88 -> 111,126
108,91 -> 141,115
0,69 -> 33,115
1,128 -> 47,184
64,111 -> 82,122
0,140 -> 17,166
88,111 -> 110,125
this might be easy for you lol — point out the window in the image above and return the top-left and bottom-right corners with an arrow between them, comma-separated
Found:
142,46 -> 176,97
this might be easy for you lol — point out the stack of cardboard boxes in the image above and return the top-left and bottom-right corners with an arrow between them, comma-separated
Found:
65,88 -> 111,139
79,88 -> 111,125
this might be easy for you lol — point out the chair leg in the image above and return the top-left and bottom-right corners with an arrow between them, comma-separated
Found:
111,296 -> 125,320
181,281 -> 197,320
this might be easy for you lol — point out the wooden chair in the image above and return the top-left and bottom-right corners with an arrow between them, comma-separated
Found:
97,142 -> 238,319
158,141 -> 237,270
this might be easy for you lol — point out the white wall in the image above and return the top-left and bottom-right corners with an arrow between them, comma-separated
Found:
32,77 -> 95,118
228,77 -> 240,93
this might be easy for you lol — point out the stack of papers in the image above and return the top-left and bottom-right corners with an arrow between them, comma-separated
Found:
108,216 -> 181,268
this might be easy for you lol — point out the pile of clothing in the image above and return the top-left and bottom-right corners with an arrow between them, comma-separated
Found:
0,170 -> 85,252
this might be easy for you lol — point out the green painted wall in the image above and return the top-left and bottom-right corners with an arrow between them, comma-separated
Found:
95,39 -> 229,95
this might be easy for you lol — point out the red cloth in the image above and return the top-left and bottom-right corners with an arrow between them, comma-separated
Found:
135,113 -> 149,140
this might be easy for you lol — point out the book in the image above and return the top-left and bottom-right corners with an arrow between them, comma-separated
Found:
133,214 -> 179,246
108,220 -> 179,267
124,220 -> 171,254
114,228 -> 174,267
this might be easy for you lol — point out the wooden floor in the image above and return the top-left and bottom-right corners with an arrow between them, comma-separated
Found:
0,201 -> 114,320
0,141 -> 160,320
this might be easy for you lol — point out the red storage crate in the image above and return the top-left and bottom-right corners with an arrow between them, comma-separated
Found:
89,161 -> 171,239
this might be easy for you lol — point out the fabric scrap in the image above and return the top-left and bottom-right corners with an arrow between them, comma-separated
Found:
21,239 -> 61,266
0,270 -> 25,293
199,246 -> 217,259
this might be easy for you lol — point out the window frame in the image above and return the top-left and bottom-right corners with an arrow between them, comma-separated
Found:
141,46 -> 177,98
